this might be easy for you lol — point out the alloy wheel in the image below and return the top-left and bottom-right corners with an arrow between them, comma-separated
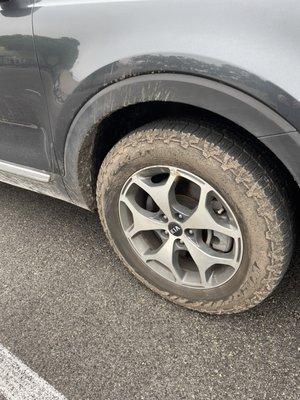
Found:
119,166 -> 243,289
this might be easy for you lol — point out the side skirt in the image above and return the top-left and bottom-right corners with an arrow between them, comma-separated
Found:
0,160 -> 73,205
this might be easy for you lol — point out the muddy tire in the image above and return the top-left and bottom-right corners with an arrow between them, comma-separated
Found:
96,119 -> 294,314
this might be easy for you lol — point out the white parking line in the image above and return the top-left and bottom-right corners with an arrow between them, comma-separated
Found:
0,344 -> 67,400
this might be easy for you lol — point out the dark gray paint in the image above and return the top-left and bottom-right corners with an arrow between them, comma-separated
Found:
32,0 -> 300,171
0,0 -> 54,171
0,0 -> 299,209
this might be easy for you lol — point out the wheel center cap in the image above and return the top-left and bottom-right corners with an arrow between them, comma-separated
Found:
168,222 -> 183,237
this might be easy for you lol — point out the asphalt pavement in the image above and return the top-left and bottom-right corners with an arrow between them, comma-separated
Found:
0,182 -> 298,400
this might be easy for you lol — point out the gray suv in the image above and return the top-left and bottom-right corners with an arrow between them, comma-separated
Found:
1,0 -> 299,314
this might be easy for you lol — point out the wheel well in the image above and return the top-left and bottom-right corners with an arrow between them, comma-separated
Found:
79,100 -> 298,210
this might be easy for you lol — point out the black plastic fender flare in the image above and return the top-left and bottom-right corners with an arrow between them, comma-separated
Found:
63,73 -> 298,209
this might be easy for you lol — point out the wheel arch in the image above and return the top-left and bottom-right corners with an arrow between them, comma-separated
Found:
63,73 -> 299,210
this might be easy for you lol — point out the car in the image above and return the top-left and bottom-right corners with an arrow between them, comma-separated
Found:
0,0 -> 299,314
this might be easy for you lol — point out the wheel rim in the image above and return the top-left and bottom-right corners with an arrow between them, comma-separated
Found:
119,166 -> 243,289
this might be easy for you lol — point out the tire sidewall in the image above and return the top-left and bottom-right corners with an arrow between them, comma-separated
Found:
97,131 -> 266,303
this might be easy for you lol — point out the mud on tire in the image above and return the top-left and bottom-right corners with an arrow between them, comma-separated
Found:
97,119 -> 294,314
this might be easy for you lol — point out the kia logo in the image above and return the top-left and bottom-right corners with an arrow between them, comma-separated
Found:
168,222 -> 183,237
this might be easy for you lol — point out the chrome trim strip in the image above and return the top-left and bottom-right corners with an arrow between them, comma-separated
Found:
0,119 -> 39,130
0,160 -> 51,183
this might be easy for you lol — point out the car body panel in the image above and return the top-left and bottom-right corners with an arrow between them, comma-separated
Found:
32,0 -> 300,163
260,131 -> 300,186
0,0 -> 54,171
0,0 -> 299,208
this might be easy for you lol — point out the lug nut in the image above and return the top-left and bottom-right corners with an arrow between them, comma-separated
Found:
162,215 -> 168,221
179,239 -> 184,245
188,230 -> 193,235
178,214 -> 183,220
164,230 -> 169,235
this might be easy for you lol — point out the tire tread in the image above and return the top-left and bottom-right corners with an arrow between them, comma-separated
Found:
97,119 -> 294,314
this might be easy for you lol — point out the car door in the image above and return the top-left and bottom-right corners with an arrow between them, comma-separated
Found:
0,0 -> 54,172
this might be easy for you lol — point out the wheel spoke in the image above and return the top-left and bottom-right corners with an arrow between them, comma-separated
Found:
184,237 -> 238,287
183,185 -> 239,239
120,195 -> 166,237
143,236 -> 182,282
132,171 -> 177,220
